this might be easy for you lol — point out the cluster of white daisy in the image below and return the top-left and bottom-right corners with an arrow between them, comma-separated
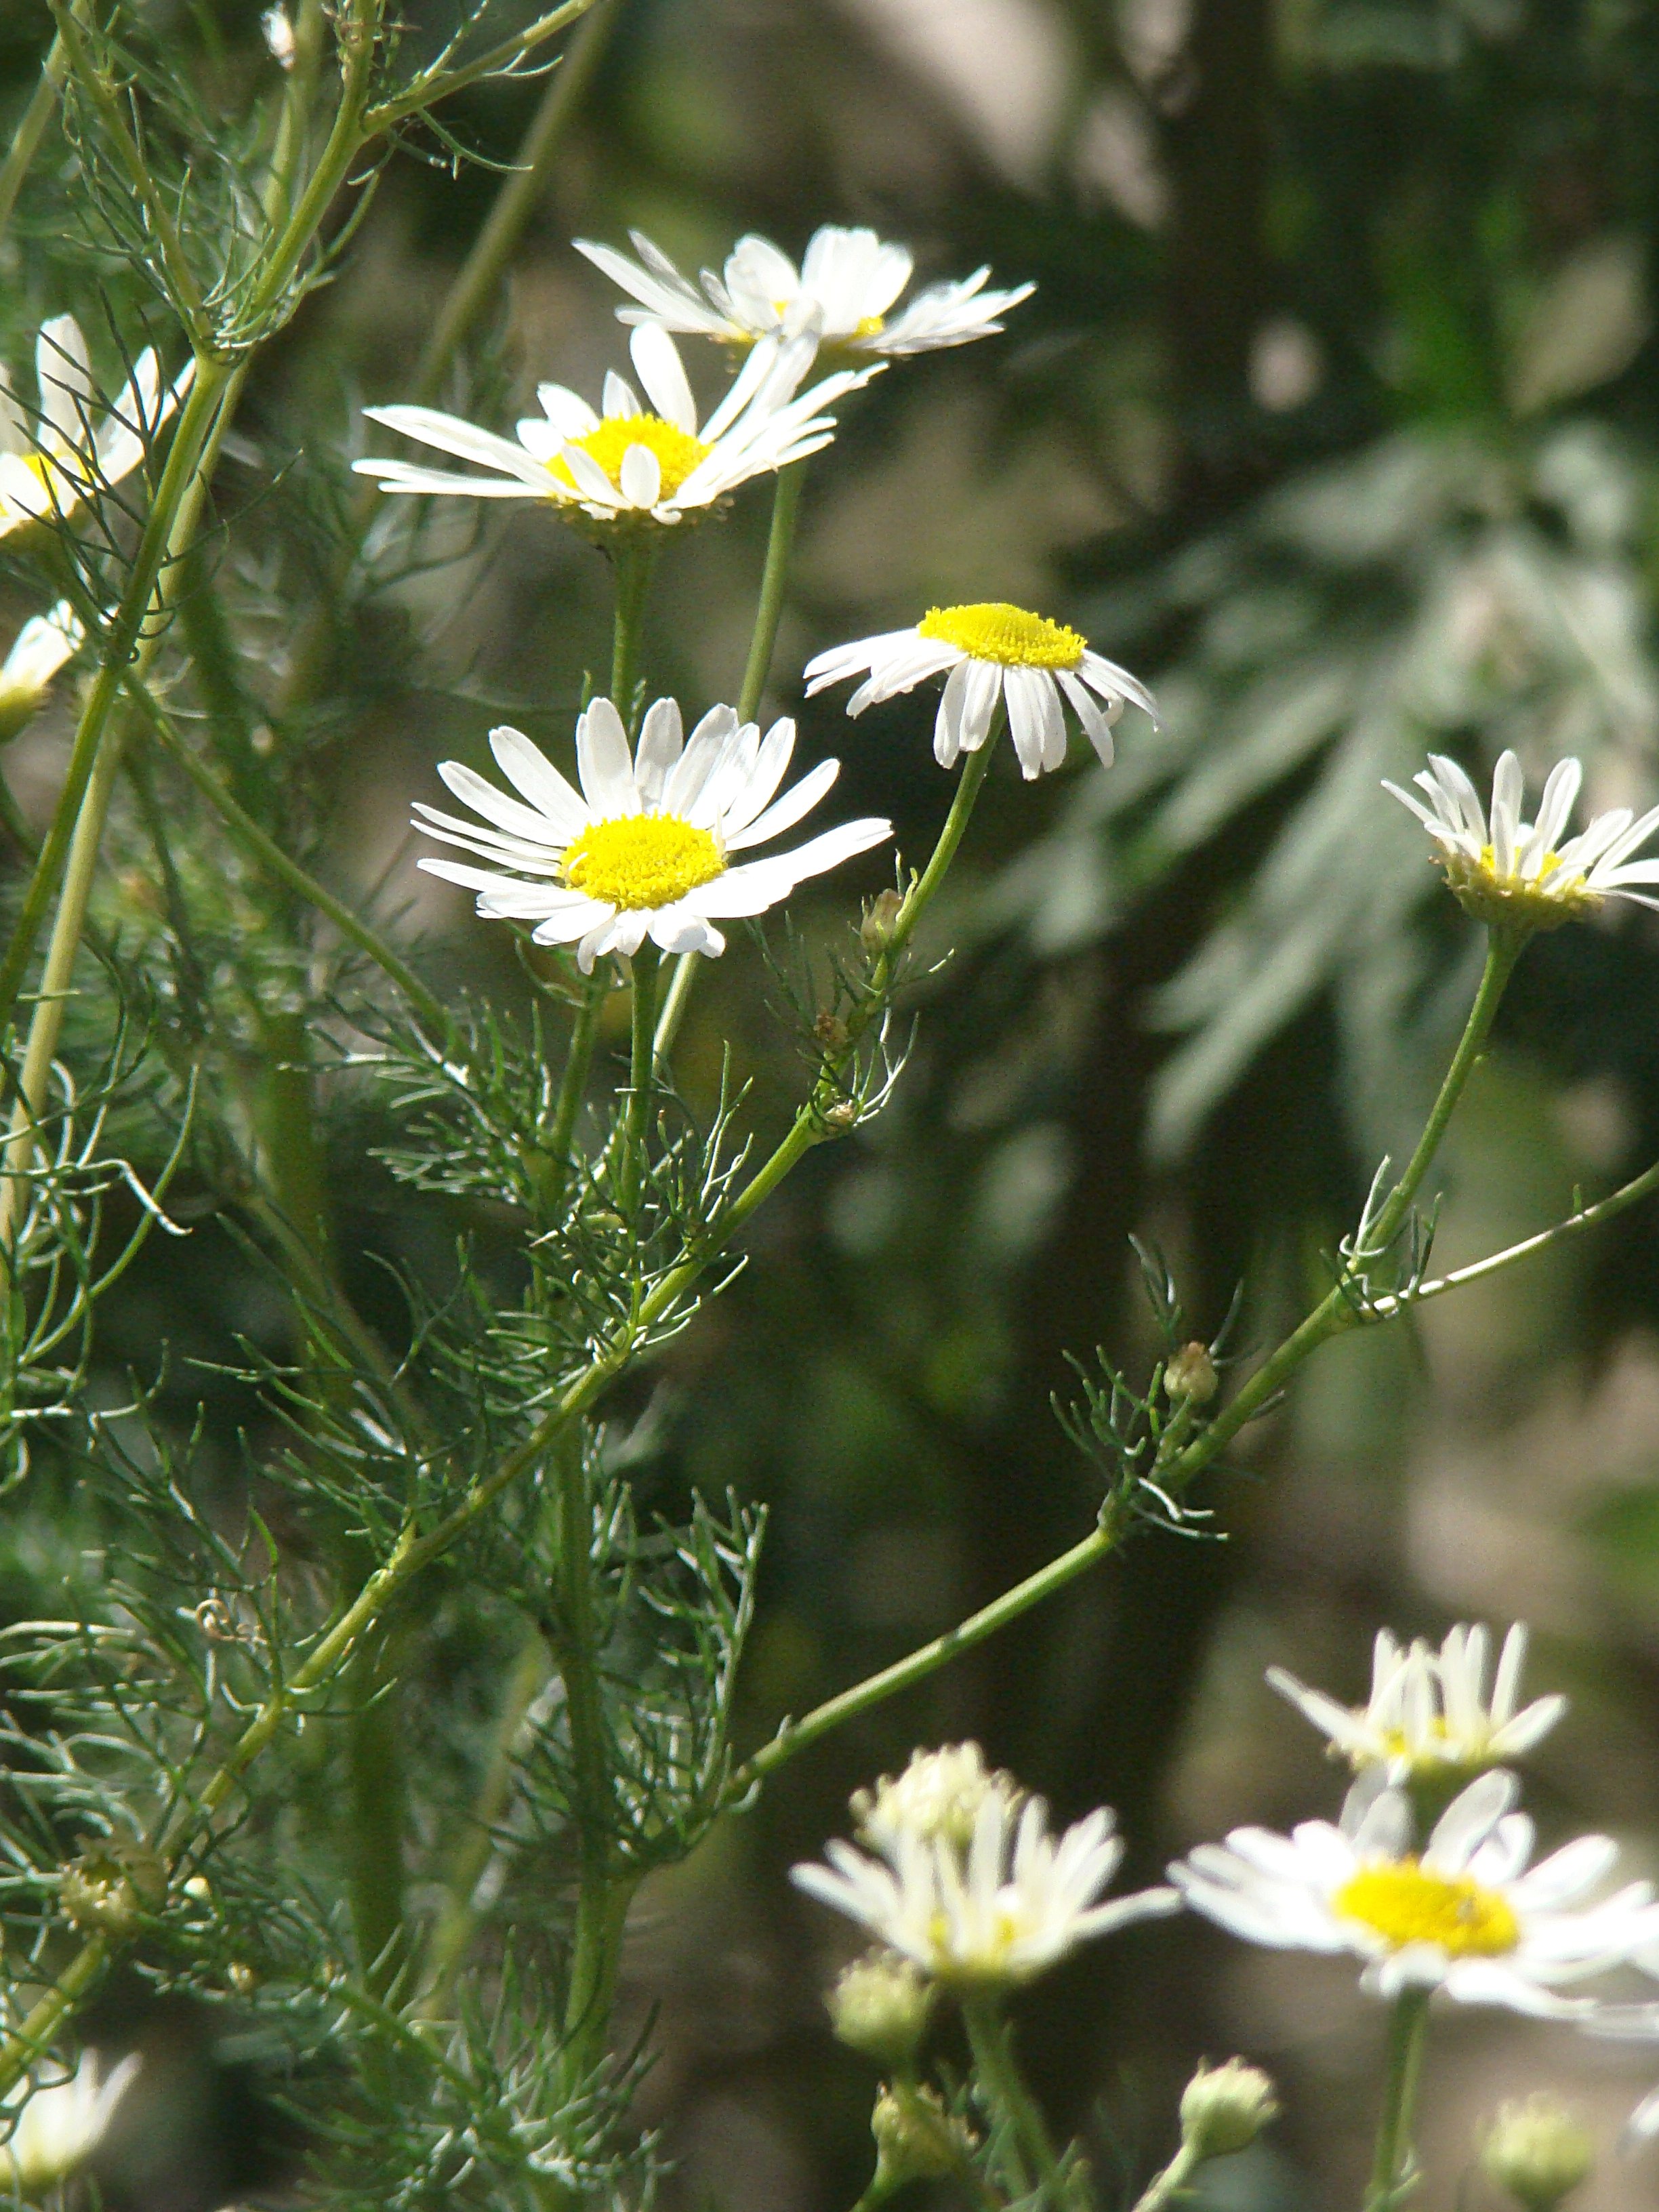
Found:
792,1625 -> 1659,2194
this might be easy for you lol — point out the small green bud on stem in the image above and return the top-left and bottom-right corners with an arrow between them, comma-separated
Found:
872,2085 -> 972,2187
1164,1341 -> 1218,1406
1479,2097 -> 1595,2211
860,887 -> 904,956
1179,2057 -> 1279,2161
829,1950 -> 935,2070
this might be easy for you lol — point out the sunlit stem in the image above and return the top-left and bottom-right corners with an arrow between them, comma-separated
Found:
609,539 -> 656,729
963,1997 -> 1063,2201
0,33 -> 67,249
539,966 -> 610,1201
1128,2141 -> 1200,2212
655,462 -> 808,1063
1364,1990 -> 1430,2212
617,941 -> 659,1214
0,359 -> 241,1252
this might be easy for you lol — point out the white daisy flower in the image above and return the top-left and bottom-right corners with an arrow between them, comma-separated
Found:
803,602 -> 1160,779
0,2051 -> 141,2191
575,224 -> 1034,360
1383,750 -> 1659,931
1170,1769 -> 1659,2016
850,1742 -> 1020,1856
415,695 -> 891,972
0,601 -> 83,731
792,1773 -> 1179,1989
0,316 -> 194,539
354,323 -> 872,531
1268,1623 -> 1566,1787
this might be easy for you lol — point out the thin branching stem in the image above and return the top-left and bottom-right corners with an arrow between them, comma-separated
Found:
0,33 -> 67,249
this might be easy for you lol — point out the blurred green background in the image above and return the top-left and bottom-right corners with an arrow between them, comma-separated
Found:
12,0 -> 1659,2205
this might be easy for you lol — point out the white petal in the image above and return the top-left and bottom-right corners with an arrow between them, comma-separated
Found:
488,726 -> 588,837
628,323 -> 699,434
602,371 -> 640,418
634,697 -> 684,804
1490,752 -> 1524,874
576,697 -> 640,815
726,756 -> 838,851
360,405 -> 553,492
619,442 -> 662,508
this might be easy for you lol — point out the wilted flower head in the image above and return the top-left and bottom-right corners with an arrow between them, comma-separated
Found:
0,2052 -> 141,2192
1267,1622 -> 1565,1786
851,1742 -> 1017,1854
0,316 -> 192,539
794,1763 -> 1179,1990
804,603 -> 1159,778
576,224 -> 1033,361
1384,750 -> 1659,932
1480,2096 -> 1595,2211
1171,1769 -> 1659,2014
356,323 -> 872,533
415,695 -> 890,972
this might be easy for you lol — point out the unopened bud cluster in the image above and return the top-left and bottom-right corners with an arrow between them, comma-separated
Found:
1164,1342 -> 1218,1406
872,2085 -> 972,2186
860,886 -> 904,956
1179,2058 -> 1279,2161
1479,2097 -> 1595,2211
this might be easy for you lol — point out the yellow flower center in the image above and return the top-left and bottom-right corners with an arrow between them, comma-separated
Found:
562,814 -> 725,912
1334,1860 -> 1519,1957
918,602 -> 1086,670
0,451 -> 64,532
548,413 -> 710,501
852,314 -> 886,340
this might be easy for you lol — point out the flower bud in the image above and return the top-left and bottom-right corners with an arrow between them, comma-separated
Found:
262,4 -> 297,64
860,888 -> 904,956
871,2086 -> 968,2186
821,1099 -> 859,1134
60,1843 -> 166,1937
1479,2097 -> 1595,2211
827,1951 -> 935,2069
1179,2059 -> 1279,2162
813,1010 -> 851,1054
1164,1342 -> 1217,1406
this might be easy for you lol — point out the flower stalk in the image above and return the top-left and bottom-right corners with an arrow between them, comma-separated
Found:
1365,1990 -> 1431,2212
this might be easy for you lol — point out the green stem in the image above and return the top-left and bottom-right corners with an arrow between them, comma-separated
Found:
617,941 -> 659,1214
964,1998 -> 1061,2201
654,462 -> 808,1063
0,356 -> 234,1046
737,462 -> 805,724
1130,2143 -> 1200,2212
552,1433 -> 630,2089
407,0 -> 622,406
1361,929 -> 1519,1258
1364,1990 -> 1430,2212
0,33 -> 66,248
346,1633 -> 408,1998
609,541 -> 655,726
537,966 -> 608,1202
125,672 -> 449,1031
418,1631 -> 551,2015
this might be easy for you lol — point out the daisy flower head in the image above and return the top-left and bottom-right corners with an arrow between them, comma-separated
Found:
1268,1622 -> 1566,1789
804,603 -> 1160,780
0,2051 -> 142,2192
575,224 -> 1034,362
850,1742 -> 1021,1856
1383,750 -> 1659,934
792,1773 -> 1179,1991
415,695 -> 890,972
0,315 -> 193,540
1170,1769 -> 1659,2016
355,323 -> 873,535
0,601 -> 82,739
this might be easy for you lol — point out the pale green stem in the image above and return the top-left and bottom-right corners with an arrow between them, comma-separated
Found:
0,34 -> 66,248
1364,1990 -> 1430,2212
535,966 -> 609,1205
609,540 -> 655,725
655,460 -> 808,1063
1130,2142 -> 1200,2212
963,1998 -> 1061,2201
418,1633 -> 551,2015
616,941 -> 659,1214
0,356 -> 236,1043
